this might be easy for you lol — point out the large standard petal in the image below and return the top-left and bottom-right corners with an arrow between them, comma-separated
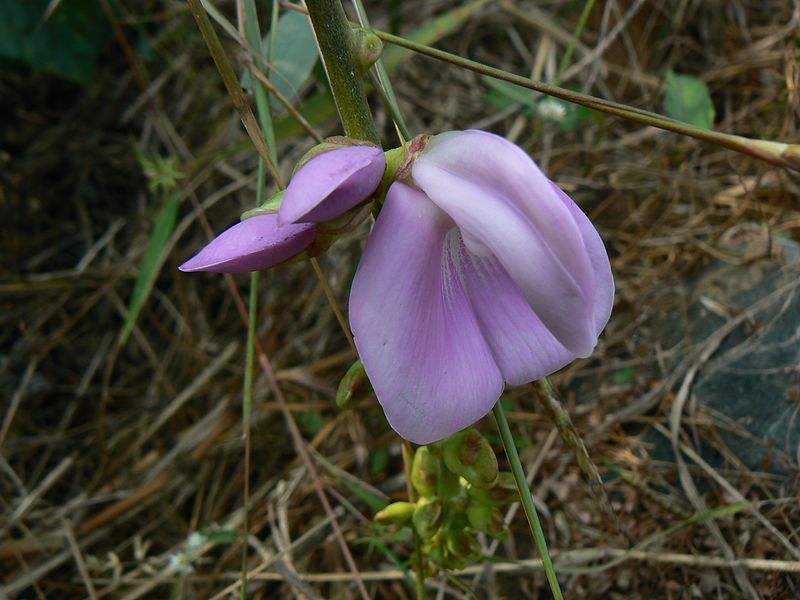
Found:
448,233 -> 577,385
349,182 -> 504,444
417,130 -> 595,308
179,213 -> 316,273
279,145 -> 385,225
550,182 -> 615,334
412,161 -> 597,357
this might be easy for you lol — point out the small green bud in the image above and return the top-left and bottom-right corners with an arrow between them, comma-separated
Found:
351,27 -> 383,74
467,472 -> 519,506
466,503 -> 508,539
444,529 -> 481,563
412,498 -> 443,539
336,360 -> 372,410
442,428 -> 498,489
411,446 -> 439,498
375,501 -> 415,526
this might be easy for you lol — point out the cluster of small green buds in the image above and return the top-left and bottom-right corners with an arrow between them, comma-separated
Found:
374,427 -> 518,572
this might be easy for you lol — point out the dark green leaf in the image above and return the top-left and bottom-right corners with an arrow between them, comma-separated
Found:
0,0 -> 112,83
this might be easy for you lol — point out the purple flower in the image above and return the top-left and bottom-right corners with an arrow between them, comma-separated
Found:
279,145 -> 386,225
178,213 -> 316,273
180,145 -> 385,273
349,130 -> 614,444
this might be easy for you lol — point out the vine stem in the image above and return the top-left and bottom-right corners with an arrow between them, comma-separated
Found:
493,401 -> 563,600
305,0 -> 380,143
371,28 -> 800,171
280,1 -> 800,171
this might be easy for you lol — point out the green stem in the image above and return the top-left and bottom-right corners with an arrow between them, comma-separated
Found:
373,29 -> 800,171
401,440 -> 427,600
493,401 -> 563,600
555,0 -> 596,85
241,270 -> 259,598
350,0 -> 411,141
305,0 -> 380,144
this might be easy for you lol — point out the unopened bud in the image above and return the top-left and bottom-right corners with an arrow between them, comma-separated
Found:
442,428 -> 498,489
412,497 -> 442,539
411,446 -> 439,498
351,27 -> 383,74
336,360 -> 372,410
467,472 -> 519,506
375,501 -> 415,526
466,503 -> 508,540
444,529 -> 481,564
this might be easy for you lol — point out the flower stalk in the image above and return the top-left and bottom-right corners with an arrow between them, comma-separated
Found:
493,401 -> 563,600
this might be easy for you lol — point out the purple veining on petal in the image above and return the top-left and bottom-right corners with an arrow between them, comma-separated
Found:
179,213 -> 316,273
413,158 -> 596,357
279,145 -> 386,225
448,232 -> 577,385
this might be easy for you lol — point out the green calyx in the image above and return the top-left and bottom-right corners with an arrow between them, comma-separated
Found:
335,359 -> 372,410
411,445 -> 439,498
441,428 -> 499,489
412,497 -> 443,539
241,190 -> 285,220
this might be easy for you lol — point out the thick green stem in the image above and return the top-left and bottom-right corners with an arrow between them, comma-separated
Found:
305,0 -> 380,144
493,401 -> 563,600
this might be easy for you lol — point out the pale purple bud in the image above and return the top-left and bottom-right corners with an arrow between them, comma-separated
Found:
278,145 -> 386,225
178,213 -> 315,273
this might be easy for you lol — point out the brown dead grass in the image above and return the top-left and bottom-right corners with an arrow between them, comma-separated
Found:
2,0 -> 800,598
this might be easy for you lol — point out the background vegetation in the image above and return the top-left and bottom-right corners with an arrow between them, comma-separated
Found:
2,0 -> 799,597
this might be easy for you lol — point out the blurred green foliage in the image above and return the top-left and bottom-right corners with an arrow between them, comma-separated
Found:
0,0 -> 112,83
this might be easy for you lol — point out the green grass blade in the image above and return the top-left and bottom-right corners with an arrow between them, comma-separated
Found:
119,193 -> 180,346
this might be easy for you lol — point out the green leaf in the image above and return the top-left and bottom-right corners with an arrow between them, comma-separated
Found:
298,411 -> 325,435
198,529 -> 239,543
0,0 -> 112,84
613,365 -> 636,385
664,70 -> 715,129
119,194 -> 180,346
482,76 -> 538,109
370,449 -> 389,474
481,77 -> 590,130
264,11 -> 318,110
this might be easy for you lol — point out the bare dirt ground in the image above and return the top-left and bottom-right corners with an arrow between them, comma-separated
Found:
2,1 -> 800,598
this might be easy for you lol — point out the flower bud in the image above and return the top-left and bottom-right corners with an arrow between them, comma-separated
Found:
351,27 -> 383,73
441,428 -> 498,489
466,503 -> 508,540
336,360 -> 372,410
467,472 -> 519,506
178,213 -> 315,273
279,144 -> 385,225
412,497 -> 442,539
374,501 -> 415,526
444,529 -> 481,564
411,446 -> 439,498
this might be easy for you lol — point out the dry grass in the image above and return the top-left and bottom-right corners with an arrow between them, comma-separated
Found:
2,0 -> 800,598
